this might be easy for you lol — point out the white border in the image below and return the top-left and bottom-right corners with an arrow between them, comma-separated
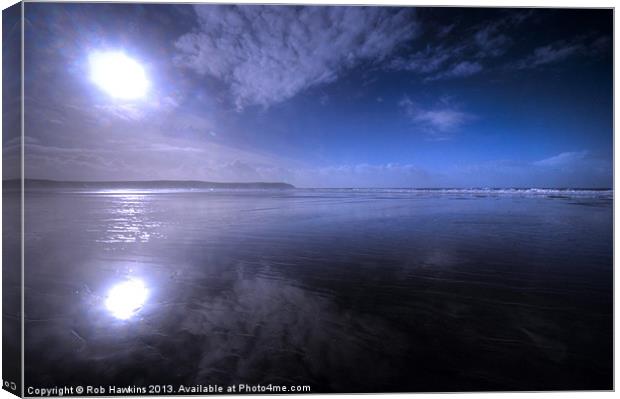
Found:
0,2 -> 616,399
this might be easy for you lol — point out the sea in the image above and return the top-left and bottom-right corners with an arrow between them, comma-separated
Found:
13,187 -> 613,392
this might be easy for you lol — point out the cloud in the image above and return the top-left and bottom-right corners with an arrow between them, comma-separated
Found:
473,27 -> 510,58
390,10 -> 531,81
426,60 -> 483,81
514,35 -> 611,69
288,149 -> 612,188
448,150 -> 611,188
435,23 -> 455,38
533,150 -> 589,168
516,41 -> 584,69
473,10 -> 533,58
175,5 -> 418,110
288,150 -> 611,188
389,44 -> 456,74
399,96 -> 472,138
290,163 -> 434,188
472,19 -> 513,58
533,151 -> 612,185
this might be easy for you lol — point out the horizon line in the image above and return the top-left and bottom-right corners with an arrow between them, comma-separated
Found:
2,178 -> 613,191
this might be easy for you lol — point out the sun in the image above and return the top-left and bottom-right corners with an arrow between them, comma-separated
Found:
89,51 -> 149,99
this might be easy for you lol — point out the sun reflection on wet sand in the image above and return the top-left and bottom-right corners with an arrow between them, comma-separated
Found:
105,279 -> 149,320
23,189 -> 613,391
91,193 -> 165,243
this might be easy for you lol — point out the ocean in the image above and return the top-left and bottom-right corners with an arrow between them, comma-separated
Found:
20,187 -> 613,392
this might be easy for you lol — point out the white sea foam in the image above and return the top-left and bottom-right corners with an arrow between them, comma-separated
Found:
37,186 -> 614,199
300,187 -> 613,198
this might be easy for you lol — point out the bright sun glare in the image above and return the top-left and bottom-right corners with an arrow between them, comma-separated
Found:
105,279 -> 149,320
89,51 -> 149,99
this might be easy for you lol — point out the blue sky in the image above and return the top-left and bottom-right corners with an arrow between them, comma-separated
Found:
15,4 -> 612,187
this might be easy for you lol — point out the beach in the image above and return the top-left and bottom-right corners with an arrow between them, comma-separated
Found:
23,188 -> 613,392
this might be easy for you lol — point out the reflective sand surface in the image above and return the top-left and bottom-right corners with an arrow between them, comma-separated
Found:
24,189 -> 612,392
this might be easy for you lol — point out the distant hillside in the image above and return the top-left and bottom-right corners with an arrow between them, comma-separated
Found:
4,179 -> 295,190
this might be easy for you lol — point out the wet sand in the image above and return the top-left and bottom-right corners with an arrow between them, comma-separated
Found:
23,189 -> 613,392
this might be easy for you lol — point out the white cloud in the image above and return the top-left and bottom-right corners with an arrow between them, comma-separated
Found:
174,5 -> 417,110
516,41 -> 584,69
427,60 -> 483,81
533,150 -> 589,168
289,163 -> 433,188
447,150 -> 612,188
514,35 -> 611,70
399,96 -> 472,138
473,21 -> 511,58
389,10 -> 532,81
389,44 -> 456,74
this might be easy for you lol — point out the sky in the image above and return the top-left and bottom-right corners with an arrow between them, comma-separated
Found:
9,3 -> 613,187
